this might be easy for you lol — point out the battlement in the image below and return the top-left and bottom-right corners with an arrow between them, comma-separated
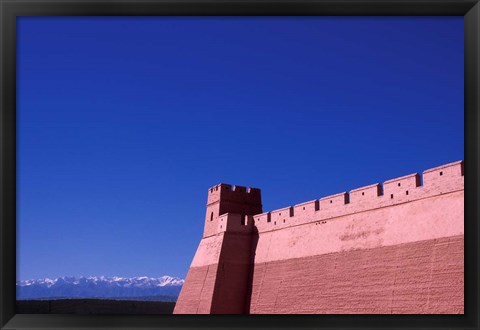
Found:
253,160 -> 464,233
202,161 -> 463,237
207,183 -> 261,206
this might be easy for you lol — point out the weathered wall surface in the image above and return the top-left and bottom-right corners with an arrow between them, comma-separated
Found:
173,235 -> 222,313
175,161 -> 464,314
250,235 -> 463,314
250,235 -> 464,314
174,214 -> 255,314
252,190 -> 464,264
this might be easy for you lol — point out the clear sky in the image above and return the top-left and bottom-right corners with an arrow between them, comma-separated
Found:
17,16 -> 463,280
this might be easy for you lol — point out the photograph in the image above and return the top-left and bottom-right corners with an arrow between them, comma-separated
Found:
15,15 -> 464,316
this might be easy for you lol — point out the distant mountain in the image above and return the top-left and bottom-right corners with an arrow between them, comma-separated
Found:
16,276 -> 184,301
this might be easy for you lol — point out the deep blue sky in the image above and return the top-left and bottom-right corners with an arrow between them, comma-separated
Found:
17,16 -> 463,280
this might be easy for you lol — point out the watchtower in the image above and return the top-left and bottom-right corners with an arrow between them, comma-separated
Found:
203,183 -> 262,238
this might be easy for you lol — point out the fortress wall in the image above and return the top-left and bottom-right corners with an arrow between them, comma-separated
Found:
249,164 -> 464,314
249,235 -> 463,314
252,189 -> 463,264
253,160 -> 463,234
176,160 -> 464,314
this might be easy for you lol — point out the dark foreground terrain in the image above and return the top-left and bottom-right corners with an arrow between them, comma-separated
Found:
17,299 -> 175,314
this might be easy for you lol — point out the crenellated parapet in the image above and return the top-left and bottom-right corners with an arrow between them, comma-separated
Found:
207,183 -> 261,206
202,160 -> 463,236
252,160 -> 464,233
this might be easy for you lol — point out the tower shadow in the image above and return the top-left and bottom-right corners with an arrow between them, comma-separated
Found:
244,225 -> 259,314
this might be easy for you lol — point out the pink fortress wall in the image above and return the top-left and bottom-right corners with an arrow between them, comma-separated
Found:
174,161 -> 464,314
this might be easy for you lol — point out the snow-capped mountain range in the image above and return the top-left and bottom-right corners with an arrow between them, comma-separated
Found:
17,276 -> 184,300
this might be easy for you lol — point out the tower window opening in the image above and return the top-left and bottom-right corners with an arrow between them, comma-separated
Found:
406,191 -> 409,195
330,200 -> 332,204
398,183 -> 401,187
391,194 -> 394,199
210,212 -> 214,221
440,171 -> 443,176
362,192 -> 364,196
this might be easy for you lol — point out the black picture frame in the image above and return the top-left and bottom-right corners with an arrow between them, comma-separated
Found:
1,1 -> 478,329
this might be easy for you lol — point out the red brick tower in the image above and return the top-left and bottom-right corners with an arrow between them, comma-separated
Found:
174,184 -> 262,314
203,183 -> 262,238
